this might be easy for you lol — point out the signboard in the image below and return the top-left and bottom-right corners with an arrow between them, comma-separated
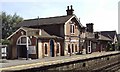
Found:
29,46 -> 36,54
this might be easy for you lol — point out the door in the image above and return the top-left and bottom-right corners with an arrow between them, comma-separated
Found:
50,39 -> 54,57
17,45 -> 27,58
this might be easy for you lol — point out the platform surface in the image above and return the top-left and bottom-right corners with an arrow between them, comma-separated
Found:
0,51 -> 120,71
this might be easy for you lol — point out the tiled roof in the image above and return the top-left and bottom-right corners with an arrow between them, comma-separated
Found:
98,34 -> 112,41
7,27 -> 62,39
16,15 -> 73,27
81,31 -> 112,41
100,31 -> 117,40
23,27 -> 62,39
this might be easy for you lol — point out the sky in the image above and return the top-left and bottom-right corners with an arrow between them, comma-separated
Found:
0,0 -> 120,33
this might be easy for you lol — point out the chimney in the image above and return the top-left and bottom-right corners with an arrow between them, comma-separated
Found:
66,5 -> 74,15
81,27 -> 86,33
95,32 -> 99,39
86,23 -> 94,33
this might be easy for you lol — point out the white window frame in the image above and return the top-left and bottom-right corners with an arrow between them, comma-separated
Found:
87,41 -> 91,53
16,35 -> 31,45
71,44 -> 74,54
67,44 -> 70,54
70,23 -> 75,34
75,44 -> 78,53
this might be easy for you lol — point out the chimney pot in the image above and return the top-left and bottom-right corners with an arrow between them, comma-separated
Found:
71,5 -> 73,10
67,6 -> 69,10
86,23 -> 94,33
66,5 -> 74,15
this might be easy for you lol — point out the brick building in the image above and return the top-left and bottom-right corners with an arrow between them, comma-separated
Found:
7,5 -> 114,59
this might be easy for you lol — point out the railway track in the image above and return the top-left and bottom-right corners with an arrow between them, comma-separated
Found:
96,61 -> 120,72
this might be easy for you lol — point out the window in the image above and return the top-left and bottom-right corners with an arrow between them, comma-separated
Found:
75,44 -> 77,52
68,44 -> 70,53
72,44 -> 74,53
21,37 -> 26,43
17,36 -> 31,45
70,24 -> 75,34
44,44 -> 47,54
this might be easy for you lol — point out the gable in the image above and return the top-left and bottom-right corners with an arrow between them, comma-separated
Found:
113,34 -> 118,43
7,27 -> 27,39
65,15 -> 83,28
64,15 -> 82,36
100,31 -> 117,40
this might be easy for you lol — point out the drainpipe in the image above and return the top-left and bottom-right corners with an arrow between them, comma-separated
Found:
69,36 -> 72,56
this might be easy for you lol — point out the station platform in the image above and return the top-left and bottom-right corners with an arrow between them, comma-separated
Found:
0,51 -> 120,71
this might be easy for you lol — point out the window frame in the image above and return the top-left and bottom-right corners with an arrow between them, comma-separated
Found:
56,42 -> 60,56
72,44 -> 74,53
70,24 -> 75,34
75,44 -> 78,52
16,35 -> 31,45
68,44 -> 70,53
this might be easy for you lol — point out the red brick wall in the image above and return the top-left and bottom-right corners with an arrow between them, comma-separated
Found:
8,29 -> 38,59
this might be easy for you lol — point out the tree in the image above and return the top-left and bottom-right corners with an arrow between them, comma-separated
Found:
1,39 -> 11,45
1,12 -> 23,39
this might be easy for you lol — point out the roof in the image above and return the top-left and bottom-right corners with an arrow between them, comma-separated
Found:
7,27 -> 39,39
80,31 -> 112,41
7,27 -> 63,39
22,27 -> 63,39
16,15 -> 73,27
38,29 -> 63,39
100,31 -> 117,40
98,34 -> 112,41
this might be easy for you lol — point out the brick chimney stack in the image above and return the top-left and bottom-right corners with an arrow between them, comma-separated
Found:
66,5 -> 74,15
86,23 -> 94,33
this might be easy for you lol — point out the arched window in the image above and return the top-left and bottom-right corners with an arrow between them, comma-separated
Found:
56,43 -> 60,53
72,44 -> 74,53
68,44 -> 70,53
17,35 -> 31,45
70,24 -> 75,34
44,43 -> 48,54
75,44 -> 77,52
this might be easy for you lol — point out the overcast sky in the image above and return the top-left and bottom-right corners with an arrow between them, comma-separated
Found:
1,0 -> 119,33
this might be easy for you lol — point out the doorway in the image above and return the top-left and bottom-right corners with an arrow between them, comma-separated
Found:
16,35 -> 31,59
50,39 -> 54,57
17,45 -> 27,58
